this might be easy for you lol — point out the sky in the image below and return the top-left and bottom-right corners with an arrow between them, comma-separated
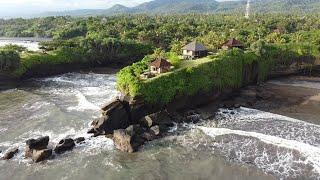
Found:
0,0 -> 151,17
0,0 -> 232,17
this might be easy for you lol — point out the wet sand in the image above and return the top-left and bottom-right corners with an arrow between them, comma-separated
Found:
255,76 -> 320,125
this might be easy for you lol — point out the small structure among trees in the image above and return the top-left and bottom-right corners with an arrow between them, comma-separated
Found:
182,41 -> 208,60
150,57 -> 172,74
221,38 -> 245,50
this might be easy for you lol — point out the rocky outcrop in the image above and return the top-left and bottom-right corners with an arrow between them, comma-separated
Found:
88,99 -> 132,136
54,138 -> 75,154
26,136 -> 49,150
75,137 -> 85,144
113,124 -> 162,153
88,90 -> 231,152
25,136 -> 52,162
1,148 -> 19,160
32,149 -> 52,163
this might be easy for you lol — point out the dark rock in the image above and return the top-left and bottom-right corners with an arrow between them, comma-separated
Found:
257,91 -> 273,100
126,125 -> 144,136
140,111 -> 174,128
241,89 -> 257,98
101,98 -> 121,112
54,138 -> 75,154
141,132 -> 156,141
169,112 -> 186,123
32,149 -> 52,163
89,99 -> 131,136
234,104 -> 241,108
87,128 -> 95,134
223,101 -> 235,109
106,134 -> 113,139
75,137 -> 85,144
1,147 -> 19,160
26,136 -> 49,150
185,110 -> 201,123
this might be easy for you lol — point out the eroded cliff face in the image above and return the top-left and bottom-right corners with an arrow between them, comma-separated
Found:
88,61 -> 319,152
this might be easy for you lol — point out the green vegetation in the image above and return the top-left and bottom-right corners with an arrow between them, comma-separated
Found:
117,42 -> 320,104
12,38 -> 152,77
0,13 -> 319,81
0,48 -> 20,71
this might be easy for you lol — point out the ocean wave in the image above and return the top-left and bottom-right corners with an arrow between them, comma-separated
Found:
67,91 -> 100,111
214,107 -> 320,147
198,127 -> 320,179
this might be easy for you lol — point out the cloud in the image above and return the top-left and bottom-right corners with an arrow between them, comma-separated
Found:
0,0 -> 151,16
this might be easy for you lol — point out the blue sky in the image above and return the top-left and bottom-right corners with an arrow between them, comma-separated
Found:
0,0 -> 151,16
0,0 -> 232,17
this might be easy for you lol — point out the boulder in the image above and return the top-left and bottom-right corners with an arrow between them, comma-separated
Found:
126,125 -> 145,136
89,99 -> 131,136
113,129 -> 135,153
75,137 -> 85,144
141,132 -> 156,141
113,125 -> 147,153
139,111 -> 174,128
184,110 -> 201,123
25,136 -> 50,158
54,138 -> 75,154
32,149 -> 52,163
26,136 -> 49,150
1,147 -> 19,160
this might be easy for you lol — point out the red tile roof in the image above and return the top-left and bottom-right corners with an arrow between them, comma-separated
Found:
150,57 -> 172,68
222,38 -> 244,48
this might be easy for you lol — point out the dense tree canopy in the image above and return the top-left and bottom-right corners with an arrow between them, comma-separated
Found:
1,14 -> 319,78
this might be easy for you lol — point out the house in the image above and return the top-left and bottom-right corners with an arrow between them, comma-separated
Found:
182,41 -> 208,60
149,57 -> 172,74
221,38 -> 245,50
273,28 -> 284,34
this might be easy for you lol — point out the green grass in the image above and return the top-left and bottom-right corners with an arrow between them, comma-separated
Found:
179,57 -> 215,68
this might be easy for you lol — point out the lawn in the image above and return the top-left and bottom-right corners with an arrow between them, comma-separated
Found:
179,57 -> 215,69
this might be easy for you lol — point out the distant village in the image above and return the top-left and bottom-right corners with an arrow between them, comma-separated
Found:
141,38 -> 245,79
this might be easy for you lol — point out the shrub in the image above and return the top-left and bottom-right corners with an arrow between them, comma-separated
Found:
116,44 -> 319,104
0,49 -> 20,71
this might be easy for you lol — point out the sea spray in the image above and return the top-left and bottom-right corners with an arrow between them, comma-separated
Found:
198,126 -> 320,178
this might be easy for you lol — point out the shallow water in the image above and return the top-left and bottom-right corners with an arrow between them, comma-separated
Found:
0,39 -> 41,51
0,73 -> 319,179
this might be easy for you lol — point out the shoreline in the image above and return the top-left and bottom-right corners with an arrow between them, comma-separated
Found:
0,37 -> 52,42
0,65 -> 121,91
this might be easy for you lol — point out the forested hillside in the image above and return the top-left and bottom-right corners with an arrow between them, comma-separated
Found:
31,0 -> 320,17
1,14 -> 319,78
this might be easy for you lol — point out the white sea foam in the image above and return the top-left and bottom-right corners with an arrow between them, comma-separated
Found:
224,107 -> 320,127
67,91 -> 100,111
0,126 -> 114,162
0,40 -> 39,51
199,126 -> 320,178
0,128 -> 7,133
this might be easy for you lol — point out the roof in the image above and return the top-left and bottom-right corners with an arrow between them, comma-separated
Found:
182,41 -> 207,51
222,38 -> 244,47
150,57 -> 172,68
